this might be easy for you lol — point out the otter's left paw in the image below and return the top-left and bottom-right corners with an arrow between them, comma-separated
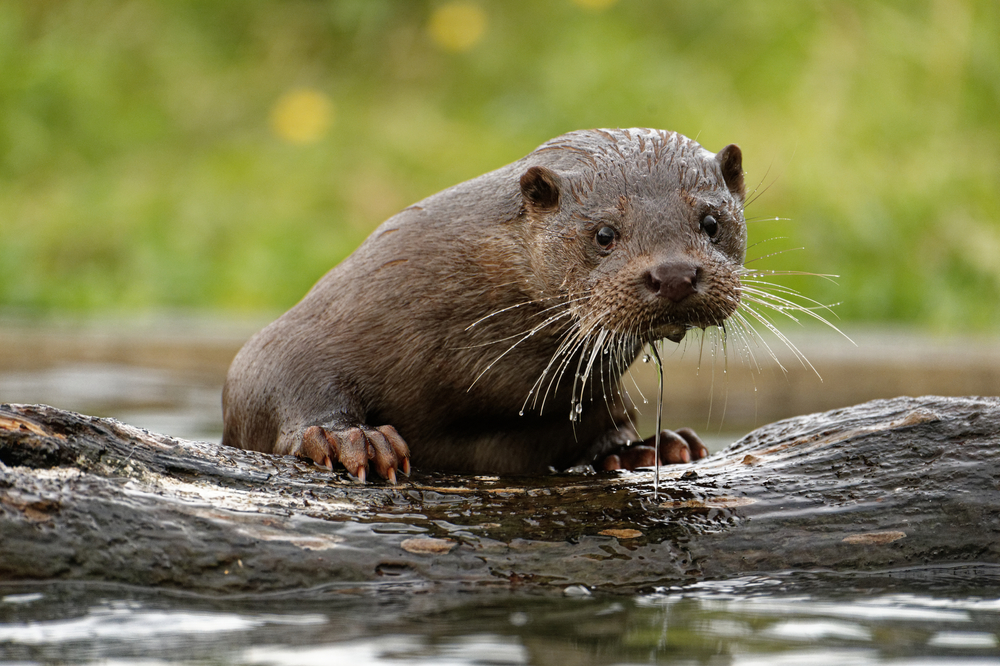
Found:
599,427 -> 708,471
299,424 -> 410,484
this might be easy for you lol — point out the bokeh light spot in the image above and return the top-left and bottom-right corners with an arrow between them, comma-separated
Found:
428,2 -> 487,53
571,0 -> 619,10
270,88 -> 334,145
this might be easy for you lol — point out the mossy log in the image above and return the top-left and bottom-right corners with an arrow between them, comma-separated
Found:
1,397 -> 998,595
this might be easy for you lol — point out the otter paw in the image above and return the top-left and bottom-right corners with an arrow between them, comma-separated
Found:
599,427 -> 708,471
299,424 -> 411,484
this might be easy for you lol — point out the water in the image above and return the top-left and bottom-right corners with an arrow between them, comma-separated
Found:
2,573 -> 998,665
0,363 -> 223,443
2,325 -> 999,663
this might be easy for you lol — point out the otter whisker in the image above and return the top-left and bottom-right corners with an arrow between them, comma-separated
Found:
572,325 -> 610,410
740,277 -> 839,297
741,294 -> 839,326
739,286 -> 851,340
741,293 -> 811,325
471,290 -> 601,402
729,310 -> 788,372
564,316 -> 631,421
696,323 -> 709,374
724,317 -> 764,426
617,333 -> 647,433
460,301 -> 581,350
565,329 -> 596,419
739,276 -> 843,312
603,328 -> 625,398
717,326 -> 732,428
703,330 -> 721,427
727,313 -> 766,374
623,339 -> 650,406
740,290 -> 843,319
740,279 -> 847,317
525,312 -> 616,413
740,269 -> 841,283
596,330 -> 613,416
743,161 -> 776,209
736,302 -> 820,378
617,332 -> 643,422
468,309 -> 577,390
466,292 -> 591,332
530,320 -> 596,414
737,320 -> 763,366
745,236 -> 790,253
598,329 -> 633,424
742,246 -> 806,265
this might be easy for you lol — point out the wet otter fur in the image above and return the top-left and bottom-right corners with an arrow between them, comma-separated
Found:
222,128 -> 747,481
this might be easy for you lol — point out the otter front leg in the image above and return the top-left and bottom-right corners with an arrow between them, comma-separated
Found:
286,423 -> 411,484
600,428 -> 709,471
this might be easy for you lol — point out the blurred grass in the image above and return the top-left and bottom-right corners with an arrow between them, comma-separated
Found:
1,0 -> 997,330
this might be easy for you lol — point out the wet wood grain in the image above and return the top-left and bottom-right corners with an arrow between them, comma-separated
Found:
1,397 -> 998,594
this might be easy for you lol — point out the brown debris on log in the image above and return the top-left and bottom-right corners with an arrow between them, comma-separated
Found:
1,397 -> 998,594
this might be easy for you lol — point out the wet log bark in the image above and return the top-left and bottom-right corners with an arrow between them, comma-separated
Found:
1,397 -> 998,595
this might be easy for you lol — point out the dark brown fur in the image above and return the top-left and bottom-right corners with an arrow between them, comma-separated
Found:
222,129 -> 746,477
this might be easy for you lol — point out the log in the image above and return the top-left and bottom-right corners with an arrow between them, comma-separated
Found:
1,397 -> 998,594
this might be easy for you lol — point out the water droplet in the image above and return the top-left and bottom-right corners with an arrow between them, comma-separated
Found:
518,410 -> 524,416
575,402 -> 583,414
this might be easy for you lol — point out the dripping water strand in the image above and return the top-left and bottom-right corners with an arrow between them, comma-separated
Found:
648,340 -> 664,501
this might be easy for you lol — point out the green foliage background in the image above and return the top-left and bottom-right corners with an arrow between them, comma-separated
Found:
2,0 -> 998,330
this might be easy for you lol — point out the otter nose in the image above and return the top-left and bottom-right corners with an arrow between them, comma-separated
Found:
644,261 -> 699,302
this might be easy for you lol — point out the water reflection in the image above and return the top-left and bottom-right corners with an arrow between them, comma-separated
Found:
0,316 -> 256,443
2,574 -> 999,665
0,363 -> 224,443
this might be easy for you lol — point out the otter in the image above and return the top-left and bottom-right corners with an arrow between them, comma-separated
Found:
222,128 -> 746,481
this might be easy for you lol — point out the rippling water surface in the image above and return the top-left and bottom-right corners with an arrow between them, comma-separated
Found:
2,573 -> 999,665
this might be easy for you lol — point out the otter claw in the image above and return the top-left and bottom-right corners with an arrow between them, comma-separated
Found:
297,424 -> 410,483
598,427 -> 709,471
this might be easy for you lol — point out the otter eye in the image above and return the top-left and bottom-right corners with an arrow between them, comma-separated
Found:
700,214 -> 719,239
595,225 -> 616,249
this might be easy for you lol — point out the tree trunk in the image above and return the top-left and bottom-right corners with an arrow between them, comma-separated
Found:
1,396 -> 998,594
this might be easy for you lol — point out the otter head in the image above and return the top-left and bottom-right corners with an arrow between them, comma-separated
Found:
517,129 -> 746,350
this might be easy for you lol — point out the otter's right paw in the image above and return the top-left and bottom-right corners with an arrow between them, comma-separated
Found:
298,424 -> 411,484
599,428 -> 709,471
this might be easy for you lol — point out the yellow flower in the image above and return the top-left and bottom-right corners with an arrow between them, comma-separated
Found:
428,2 -> 487,53
270,89 -> 335,145
572,0 -> 619,10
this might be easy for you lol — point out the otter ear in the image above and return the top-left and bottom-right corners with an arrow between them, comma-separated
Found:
716,144 -> 745,201
520,166 -> 561,211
